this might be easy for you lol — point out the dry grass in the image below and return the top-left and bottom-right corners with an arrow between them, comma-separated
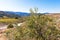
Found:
0,18 -> 19,23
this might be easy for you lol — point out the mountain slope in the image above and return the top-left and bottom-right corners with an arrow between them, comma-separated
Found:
0,11 -> 30,18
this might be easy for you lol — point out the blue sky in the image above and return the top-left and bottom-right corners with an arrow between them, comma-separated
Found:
0,0 -> 60,13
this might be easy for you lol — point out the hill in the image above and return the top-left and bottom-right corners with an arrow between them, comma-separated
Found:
0,11 -> 30,18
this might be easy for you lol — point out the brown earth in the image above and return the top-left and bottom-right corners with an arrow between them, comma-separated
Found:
0,33 -> 8,40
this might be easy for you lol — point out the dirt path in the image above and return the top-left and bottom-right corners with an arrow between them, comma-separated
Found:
0,33 -> 8,40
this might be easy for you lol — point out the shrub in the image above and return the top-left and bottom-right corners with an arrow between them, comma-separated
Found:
5,8 -> 60,40
6,15 -> 60,40
7,24 -> 14,28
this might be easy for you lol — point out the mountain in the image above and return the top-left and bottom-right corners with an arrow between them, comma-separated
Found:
0,11 -> 30,18
0,11 -> 60,18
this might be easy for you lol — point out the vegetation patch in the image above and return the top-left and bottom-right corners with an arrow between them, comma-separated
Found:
0,18 -> 19,24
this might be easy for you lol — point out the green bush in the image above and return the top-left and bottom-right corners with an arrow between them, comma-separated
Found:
6,15 -> 60,40
7,24 -> 14,28
5,8 -> 60,40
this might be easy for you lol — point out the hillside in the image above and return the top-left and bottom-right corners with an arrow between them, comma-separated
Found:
0,11 -> 30,18
45,13 -> 60,18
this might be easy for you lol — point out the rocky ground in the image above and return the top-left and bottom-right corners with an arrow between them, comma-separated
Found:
0,24 -> 8,40
0,33 -> 8,40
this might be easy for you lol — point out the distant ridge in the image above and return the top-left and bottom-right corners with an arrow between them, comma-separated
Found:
0,11 -> 60,18
0,11 -> 30,18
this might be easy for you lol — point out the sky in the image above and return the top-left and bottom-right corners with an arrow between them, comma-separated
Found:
0,0 -> 60,13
